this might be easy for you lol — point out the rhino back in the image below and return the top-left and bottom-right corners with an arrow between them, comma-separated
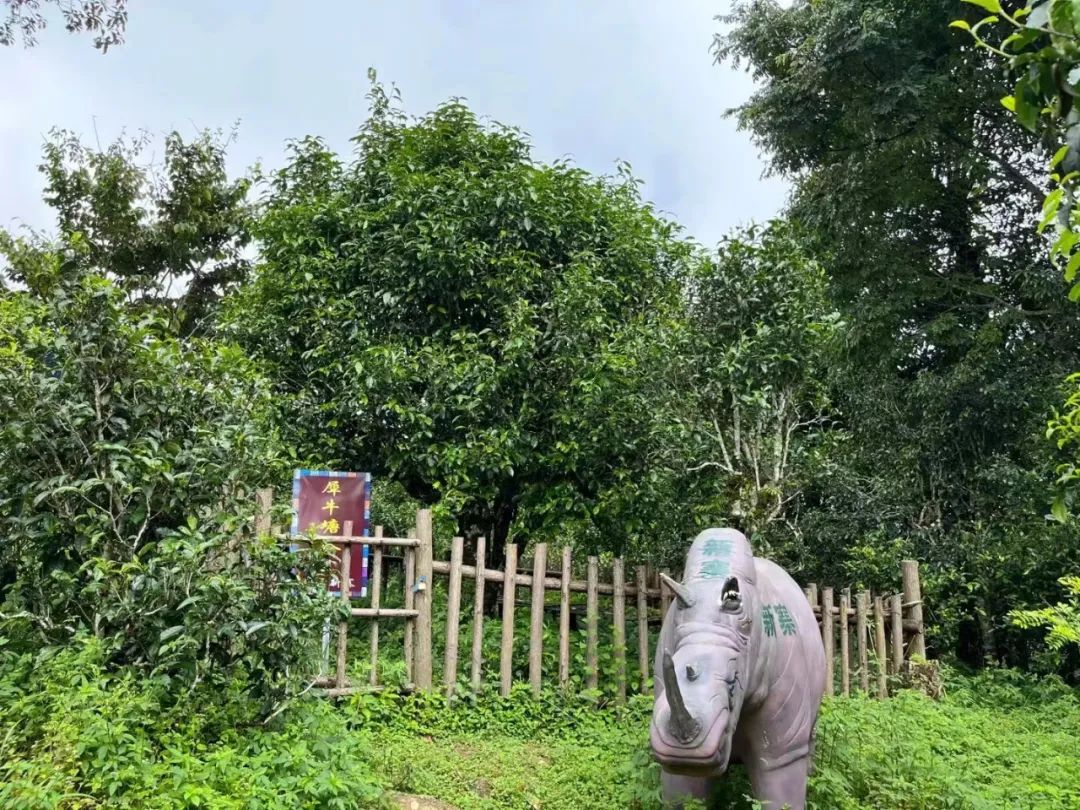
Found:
736,557 -> 826,763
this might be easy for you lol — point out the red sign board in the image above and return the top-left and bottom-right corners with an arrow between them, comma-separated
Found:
290,470 -> 371,597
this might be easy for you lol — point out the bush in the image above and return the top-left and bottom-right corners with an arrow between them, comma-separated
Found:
0,638 -> 384,809
0,263 -> 336,710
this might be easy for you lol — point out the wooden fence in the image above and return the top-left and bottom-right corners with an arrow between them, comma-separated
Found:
258,495 -> 928,700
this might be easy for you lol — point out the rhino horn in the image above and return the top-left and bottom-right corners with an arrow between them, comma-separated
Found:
662,650 -> 701,743
659,572 -> 695,609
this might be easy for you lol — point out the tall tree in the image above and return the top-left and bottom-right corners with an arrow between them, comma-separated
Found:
2,129 -> 253,335
717,0 -> 1080,666
224,84 -> 698,562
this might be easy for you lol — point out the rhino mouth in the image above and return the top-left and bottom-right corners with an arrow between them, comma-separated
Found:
650,705 -> 732,776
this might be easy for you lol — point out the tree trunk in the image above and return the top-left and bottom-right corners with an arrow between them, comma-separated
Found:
459,493 -> 520,616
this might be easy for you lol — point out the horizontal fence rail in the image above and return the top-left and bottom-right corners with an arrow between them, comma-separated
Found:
254,490 -> 930,700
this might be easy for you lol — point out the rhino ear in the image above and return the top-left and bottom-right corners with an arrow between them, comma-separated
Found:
720,577 -> 742,611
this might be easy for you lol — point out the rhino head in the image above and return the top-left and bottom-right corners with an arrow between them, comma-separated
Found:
650,530 -> 756,776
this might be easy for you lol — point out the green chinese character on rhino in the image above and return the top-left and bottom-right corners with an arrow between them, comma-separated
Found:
698,559 -> 731,579
702,538 -> 734,558
774,604 -> 797,636
761,605 -> 777,637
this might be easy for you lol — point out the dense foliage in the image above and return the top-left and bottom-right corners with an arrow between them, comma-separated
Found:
716,0 -> 1080,671
224,83 -> 705,561
0,225 -> 334,712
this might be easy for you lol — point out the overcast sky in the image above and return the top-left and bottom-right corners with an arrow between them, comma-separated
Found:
1,1 -> 788,249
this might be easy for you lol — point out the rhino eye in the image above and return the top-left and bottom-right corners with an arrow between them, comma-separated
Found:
720,577 -> 741,611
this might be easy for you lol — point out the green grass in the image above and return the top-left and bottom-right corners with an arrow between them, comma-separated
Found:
2,641 -> 1079,809
347,671 -> 1080,809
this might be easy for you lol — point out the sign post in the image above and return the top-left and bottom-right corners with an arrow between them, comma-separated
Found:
290,469 -> 372,679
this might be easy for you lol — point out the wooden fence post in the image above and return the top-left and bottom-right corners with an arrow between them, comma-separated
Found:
586,556 -> 599,691
901,560 -> 926,659
443,536 -> 464,693
528,543 -> 548,697
403,530 -> 416,685
613,559 -> 627,703
807,583 -> 818,608
820,587 -> 834,696
873,594 -> 888,698
659,568 -> 672,617
558,546 -> 572,688
414,509 -> 434,690
368,526 -> 384,686
839,588 -> 851,697
636,566 -> 649,695
335,520 -> 353,690
500,543 -> 519,697
856,590 -> 870,693
890,592 -> 904,676
470,537 -> 486,691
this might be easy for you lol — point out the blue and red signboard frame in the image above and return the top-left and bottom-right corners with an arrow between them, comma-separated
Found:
290,469 -> 371,598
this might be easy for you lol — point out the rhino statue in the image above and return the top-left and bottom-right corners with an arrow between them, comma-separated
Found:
650,528 -> 825,809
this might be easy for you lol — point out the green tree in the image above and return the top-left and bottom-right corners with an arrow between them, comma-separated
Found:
2,128 -> 253,335
668,221 -> 841,552
225,84 -> 698,562
717,0 -> 1080,666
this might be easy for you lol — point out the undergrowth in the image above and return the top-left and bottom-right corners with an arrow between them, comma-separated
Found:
2,640 -> 1078,808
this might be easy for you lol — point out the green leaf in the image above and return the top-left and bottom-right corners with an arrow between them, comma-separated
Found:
1070,281 -> 1080,301
1052,145 -> 1070,169
963,0 -> 1002,12
949,20 -> 972,31
1001,95 -> 1017,112
1066,250 -> 1080,282
1051,495 -> 1069,523
159,625 -> 185,642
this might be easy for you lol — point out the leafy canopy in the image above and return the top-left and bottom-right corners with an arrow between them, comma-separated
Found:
226,83 -> 699,554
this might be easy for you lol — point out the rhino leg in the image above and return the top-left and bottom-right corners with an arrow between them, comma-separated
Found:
745,754 -> 811,810
660,770 -> 711,808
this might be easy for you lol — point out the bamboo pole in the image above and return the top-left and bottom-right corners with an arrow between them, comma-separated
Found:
873,594 -> 888,698
528,543 -> 548,697
807,583 -> 818,611
820,586 -> 834,696
635,566 -> 649,694
558,546 -> 572,688
315,536 -> 420,547
414,510 -> 434,690
613,559 -> 627,703
500,542 -> 519,697
470,537 -> 487,691
857,590 -> 870,693
659,568 -> 672,617
368,526 -> 384,686
443,536 -> 464,693
839,588 -> 851,697
335,526 -> 352,690
901,560 -> 926,659
403,532 -> 416,684
427,560 -> 659,597
586,556 -> 599,691
890,592 -> 904,676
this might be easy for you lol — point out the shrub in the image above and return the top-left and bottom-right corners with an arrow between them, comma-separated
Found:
0,261 -> 336,709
